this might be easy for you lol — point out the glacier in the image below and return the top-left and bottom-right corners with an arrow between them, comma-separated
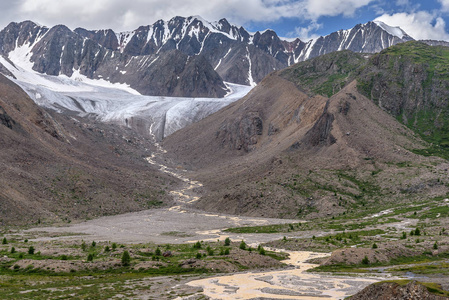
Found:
0,49 -> 252,141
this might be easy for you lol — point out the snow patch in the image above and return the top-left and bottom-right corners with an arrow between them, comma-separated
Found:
374,21 -> 405,39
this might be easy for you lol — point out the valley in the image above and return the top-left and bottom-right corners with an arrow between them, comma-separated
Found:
1,15 -> 449,299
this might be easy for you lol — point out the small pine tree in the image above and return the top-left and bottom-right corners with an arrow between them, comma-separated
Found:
372,243 -> 378,249
121,250 -> 130,266
2,237 -> 7,244
112,243 -> 117,250
104,246 -> 110,252
155,247 -> 161,256
195,253 -> 202,259
415,228 -> 421,236
91,241 -> 96,248
433,241 -> 438,250
224,248 -> 230,255
81,241 -> 87,251
28,246 -> 35,255
259,246 -> 266,255
224,237 -> 231,246
239,240 -> 246,250
193,241 -> 202,249
87,253 -> 94,262
10,247 -> 15,254
410,230 -> 414,236
401,232 -> 407,239
361,255 -> 369,265
207,246 -> 214,256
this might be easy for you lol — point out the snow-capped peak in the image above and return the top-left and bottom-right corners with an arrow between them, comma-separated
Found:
373,20 -> 406,39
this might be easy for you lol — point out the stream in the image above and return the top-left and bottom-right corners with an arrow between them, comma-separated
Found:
144,134 -> 391,300
25,129 -> 393,299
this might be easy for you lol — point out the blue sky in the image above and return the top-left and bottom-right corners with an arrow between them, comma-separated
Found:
1,0 -> 449,41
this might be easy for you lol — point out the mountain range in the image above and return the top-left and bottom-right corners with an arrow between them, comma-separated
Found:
1,16 -> 449,223
0,17 -> 418,99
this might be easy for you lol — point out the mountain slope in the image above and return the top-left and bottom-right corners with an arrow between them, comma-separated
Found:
163,49 -> 449,219
0,73 -> 174,225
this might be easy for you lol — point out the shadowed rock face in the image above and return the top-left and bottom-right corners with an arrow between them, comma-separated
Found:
351,281 -> 449,300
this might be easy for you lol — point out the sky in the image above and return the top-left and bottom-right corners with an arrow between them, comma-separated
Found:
1,0 -> 449,41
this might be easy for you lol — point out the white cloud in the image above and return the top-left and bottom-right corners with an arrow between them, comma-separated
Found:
305,0 -> 374,19
439,0 -> 449,12
290,22 -> 323,41
6,0 -> 374,32
375,11 -> 449,41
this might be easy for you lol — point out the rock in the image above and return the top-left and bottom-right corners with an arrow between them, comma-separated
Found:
351,281 -> 449,300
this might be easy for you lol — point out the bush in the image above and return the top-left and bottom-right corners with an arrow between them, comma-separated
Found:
193,241 -> 202,249
104,246 -> 110,252
87,253 -> 94,262
10,247 -> 15,254
401,232 -> 407,239
361,255 -> 369,265
196,253 -> 202,259
121,250 -> 131,266
91,241 -> 96,248
372,243 -> 378,249
112,243 -> 117,250
60,255 -> 68,260
434,241 -> 438,250
81,241 -> 87,251
155,247 -> 161,256
239,240 -> 246,250
207,247 -> 214,256
224,237 -> 231,246
224,248 -> 230,255
2,237 -> 7,244
28,246 -> 35,255
258,246 -> 266,255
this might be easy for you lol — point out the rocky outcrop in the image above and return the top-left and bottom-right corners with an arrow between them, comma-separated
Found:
216,112 -> 263,152
0,105 -> 16,129
351,281 -> 449,300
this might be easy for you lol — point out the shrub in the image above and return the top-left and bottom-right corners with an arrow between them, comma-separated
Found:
112,243 -> 117,250
224,248 -> 230,255
28,246 -> 35,255
104,246 -> 110,252
224,237 -> 231,246
60,255 -> 68,260
91,241 -> 96,247
196,253 -> 202,259
87,253 -> 94,262
2,237 -> 7,244
259,246 -> 266,255
372,243 -> 378,249
121,251 -> 131,266
434,241 -> 438,250
10,247 -> 15,254
193,241 -> 202,249
361,256 -> 369,265
155,247 -> 161,256
239,240 -> 246,250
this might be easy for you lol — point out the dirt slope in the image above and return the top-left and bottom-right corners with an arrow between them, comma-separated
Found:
0,74 -> 175,225
163,69 -> 448,219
